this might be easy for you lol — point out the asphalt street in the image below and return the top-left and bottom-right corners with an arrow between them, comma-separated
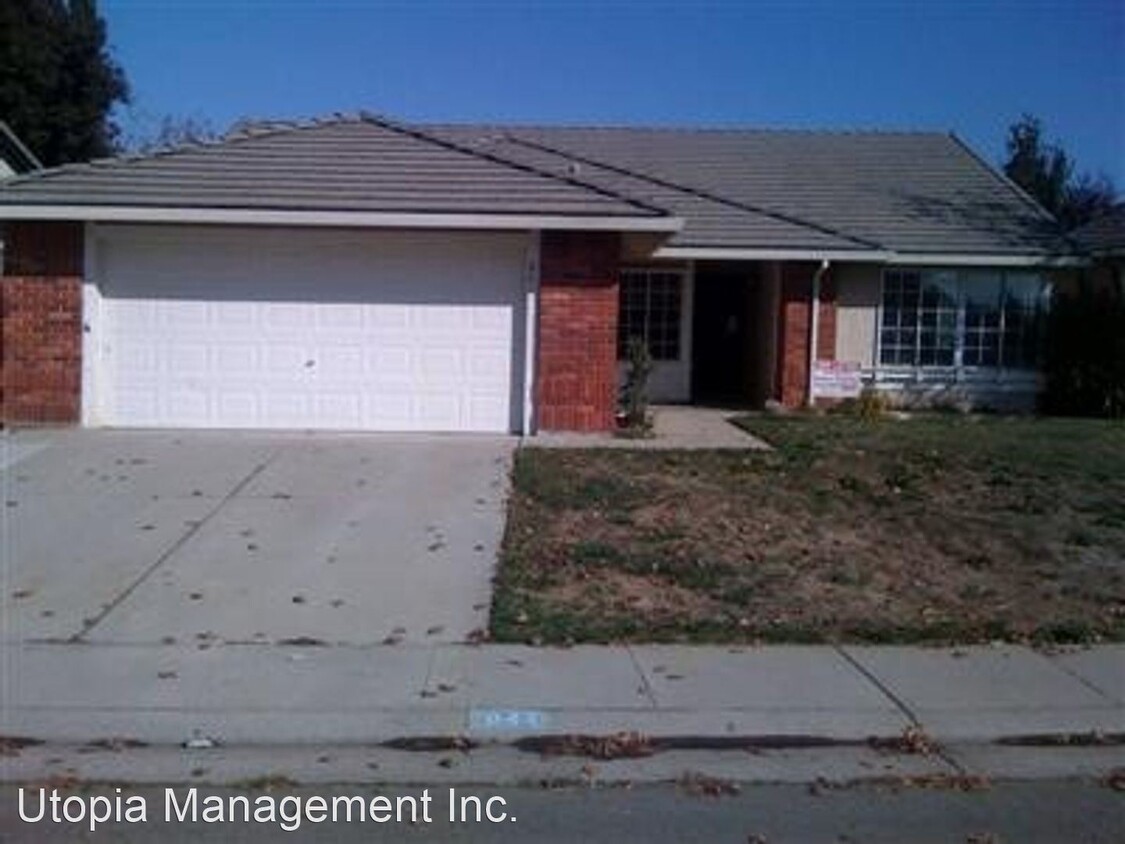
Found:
1,780 -> 1121,843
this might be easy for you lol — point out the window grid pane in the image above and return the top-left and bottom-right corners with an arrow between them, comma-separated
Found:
878,269 -> 1048,370
617,270 -> 682,362
879,270 -> 922,366
1001,274 -> 1048,369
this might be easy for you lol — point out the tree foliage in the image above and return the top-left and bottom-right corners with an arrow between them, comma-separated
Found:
1042,283 -> 1125,419
126,115 -> 218,154
1002,115 -> 1118,230
0,0 -> 130,166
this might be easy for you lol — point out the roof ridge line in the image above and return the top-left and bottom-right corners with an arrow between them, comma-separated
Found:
355,113 -> 670,218
423,120 -> 948,138
502,135 -> 885,250
0,115 -> 386,189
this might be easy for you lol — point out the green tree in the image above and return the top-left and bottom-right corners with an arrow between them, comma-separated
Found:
1002,115 -> 1117,229
0,0 -> 130,166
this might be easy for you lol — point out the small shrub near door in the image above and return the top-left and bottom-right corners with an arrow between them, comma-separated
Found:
618,336 -> 654,437
834,386 -> 891,421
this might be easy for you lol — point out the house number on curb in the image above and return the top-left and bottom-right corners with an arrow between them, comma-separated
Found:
469,709 -> 548,731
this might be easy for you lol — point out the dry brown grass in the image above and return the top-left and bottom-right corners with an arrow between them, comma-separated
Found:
491,415 -> 1125,644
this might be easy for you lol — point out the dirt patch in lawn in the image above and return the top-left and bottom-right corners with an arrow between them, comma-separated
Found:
491,415 -> 1125,644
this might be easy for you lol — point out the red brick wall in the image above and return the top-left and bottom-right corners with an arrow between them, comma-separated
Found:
1,222 -> 84,424
775,262 -> 837,408
537,231 -> 620,432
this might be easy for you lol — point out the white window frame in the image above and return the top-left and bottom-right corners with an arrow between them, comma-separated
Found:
875,266 -> 1050,381
617,266 -> 688,363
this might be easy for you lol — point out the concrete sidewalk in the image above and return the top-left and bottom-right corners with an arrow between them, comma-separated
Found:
2,641 -> 1121,787
2,642 -> 1120,747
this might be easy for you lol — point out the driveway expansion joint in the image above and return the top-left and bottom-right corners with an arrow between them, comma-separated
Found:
1042,653 -> 1123,706
834,646 -> 921,726
66,451 -> 281,642
625,644 -> 659,709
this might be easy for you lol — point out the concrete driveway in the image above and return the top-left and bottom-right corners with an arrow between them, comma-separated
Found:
1,428 -> 513,646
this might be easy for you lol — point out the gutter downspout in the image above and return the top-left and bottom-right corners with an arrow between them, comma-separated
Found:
806,259 -> 831,408
522,231 -> 541,436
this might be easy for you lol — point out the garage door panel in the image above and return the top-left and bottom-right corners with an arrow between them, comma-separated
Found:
372,305 -> 410,330
215,302 -> 256,328
168,344 -> 209,375
469,348 -> 509,378
169,300 -> 209,328
262,345 -> 307,376
319,345 -> 364,378
314,393 -> 363,427
370,395 -> 411,428
213,345 -> 259,376
112,389 -> 159,424
468,395 -> 507,431
164,390 -> 209,425
471,308 -> 511,332
416,394 -> 461,429
262,302 -> 308,331
418,348 -> 463,384
316,305 -> 364,331
96,226 -> 525,432
214,392 -> 258,427
262,392 -> 313,427
371,348 -> 411,384
115,344 -> 158,378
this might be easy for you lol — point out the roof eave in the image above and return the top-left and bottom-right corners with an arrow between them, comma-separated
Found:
656,245 -> 1089,267
0,204 -> 684,234
887,251 -> 1089,268
655,246 -> 891,262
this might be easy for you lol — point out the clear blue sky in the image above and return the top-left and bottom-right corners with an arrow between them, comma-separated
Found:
103,0 -> 1124,184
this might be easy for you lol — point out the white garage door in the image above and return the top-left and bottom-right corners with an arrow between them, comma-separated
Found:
93,226 -> 527,432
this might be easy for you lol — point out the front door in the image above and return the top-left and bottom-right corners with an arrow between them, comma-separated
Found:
691,269 -> 749,403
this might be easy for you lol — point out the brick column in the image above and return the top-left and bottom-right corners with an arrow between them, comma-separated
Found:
775,262 -> 837,408
536,231 -> 620,432
1,222 -> 84,424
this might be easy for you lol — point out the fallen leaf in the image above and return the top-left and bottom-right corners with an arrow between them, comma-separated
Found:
679,772 -> 741,798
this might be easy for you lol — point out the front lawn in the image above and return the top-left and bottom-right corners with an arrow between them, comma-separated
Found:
491,415 -> 1125,645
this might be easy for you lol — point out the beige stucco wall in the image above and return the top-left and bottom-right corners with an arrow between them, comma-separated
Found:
834,262 -> 882,367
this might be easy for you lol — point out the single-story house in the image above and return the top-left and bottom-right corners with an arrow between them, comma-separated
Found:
0,113 -> 1086,432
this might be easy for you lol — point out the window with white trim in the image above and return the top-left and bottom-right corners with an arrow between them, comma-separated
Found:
618,268 -> 683,361
879,269 -> 1050,369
